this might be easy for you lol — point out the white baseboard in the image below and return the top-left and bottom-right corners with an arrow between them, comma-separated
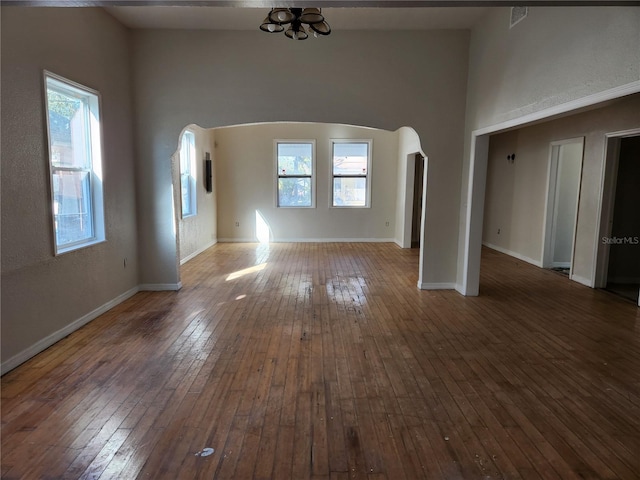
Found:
139,282 -> 182,291
180,239 -> 217,265
280,237 -> 396,243
483,242 -> 543,268
1,286 -> 139,375
2,281 -> 184,374
217,238 -> 258,243
418,282 -> 457,290
570,274 -> 593,287
218,237 -> 396,243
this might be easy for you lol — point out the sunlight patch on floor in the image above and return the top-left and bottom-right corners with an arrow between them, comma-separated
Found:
226,263 -> 267,281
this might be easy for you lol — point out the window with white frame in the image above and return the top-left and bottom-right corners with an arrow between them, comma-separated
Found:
276,141 -> 315,208
45,72 -> 105,254
331,140 -> 372,207
180,130 -> 197,218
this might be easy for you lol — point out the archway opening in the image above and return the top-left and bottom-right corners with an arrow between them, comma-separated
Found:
172,121 -> 426,285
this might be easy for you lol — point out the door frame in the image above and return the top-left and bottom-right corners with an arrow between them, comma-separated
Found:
594,128 -> 640,292
541,137 -> 585,276
410,153 -> 425,248
402,151 -> 426,249
460,81 -> 640,296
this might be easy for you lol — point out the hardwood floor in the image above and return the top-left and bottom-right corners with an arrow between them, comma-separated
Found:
2,243 -> 639,479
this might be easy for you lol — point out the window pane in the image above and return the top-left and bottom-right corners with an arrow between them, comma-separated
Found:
278,177 -> 312,207
180,131 -> 194,174
333,177 -> 367,207
333,143 -> 368,175
47,87 -> 90,169
52,170 -> 93,245
181,174 -> 192,216
277,143 -> 312,176
45,74 -> 104,253
180,131 -> 196,217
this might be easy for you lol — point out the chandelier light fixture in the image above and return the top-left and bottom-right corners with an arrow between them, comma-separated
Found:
260,8 -> 331,40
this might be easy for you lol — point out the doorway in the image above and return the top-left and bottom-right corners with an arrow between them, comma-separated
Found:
604,135 -> 640,303
411,153 -> 425,248
542,138 -> 584,275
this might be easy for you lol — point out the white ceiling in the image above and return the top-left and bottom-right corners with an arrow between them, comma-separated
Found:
106,6 -> 489,30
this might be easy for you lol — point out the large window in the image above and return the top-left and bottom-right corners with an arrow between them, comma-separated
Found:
276,141 -> 315,208
45,72 -> 105,254
180,130 -> 197,218
332,140 -> 372,207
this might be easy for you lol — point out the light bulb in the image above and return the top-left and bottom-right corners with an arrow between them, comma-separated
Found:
268,23 -> 276,32
277,11 -> 287,22
292,31 -> 297,40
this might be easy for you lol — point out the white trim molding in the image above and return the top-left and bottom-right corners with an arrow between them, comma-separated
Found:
2,280 -> 183,374
139,282 -> 182,291
180,239 -> 217,265
570,274 -> 593,287
218,238 -> 396,243
473,81 -> 640,138
482,242 -> 544,268
593,127 -> 640,288
460,80 -> 640,297
273,237 -> 396,243
418,282 -> 457,290
1,286 -> 139,375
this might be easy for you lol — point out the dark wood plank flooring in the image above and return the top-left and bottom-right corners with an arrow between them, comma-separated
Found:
2,243 -> 639,479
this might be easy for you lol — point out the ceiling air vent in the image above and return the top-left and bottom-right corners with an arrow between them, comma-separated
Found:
510,6 -> 528,29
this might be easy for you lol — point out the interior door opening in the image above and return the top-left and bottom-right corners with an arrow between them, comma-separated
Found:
411,153 -> 425,248
604,135 -> 640,304
542,138 -> 584,277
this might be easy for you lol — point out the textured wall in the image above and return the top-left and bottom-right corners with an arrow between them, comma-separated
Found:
466,7 -> 640,130
1,7 -> 139,367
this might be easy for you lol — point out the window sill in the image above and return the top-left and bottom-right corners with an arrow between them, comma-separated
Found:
330,205 -> 370,209
55,237 -> 106,256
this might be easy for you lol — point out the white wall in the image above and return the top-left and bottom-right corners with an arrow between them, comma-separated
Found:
214,122 -> 398,242
459,6 -> 640,292
481,95 -> 640,284
131,29 -> 470,288
1,7 -> 139,370
176,125 -> 217,263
